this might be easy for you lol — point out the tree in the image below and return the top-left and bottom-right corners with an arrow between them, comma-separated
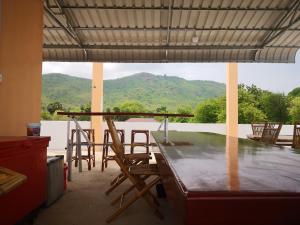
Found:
288,87 -> 300,98
41,110 -> 52,120
289,96 -> 300,123
171,107 -> 193,123
117,101 -> 147,121
78,103 -> 91,121
239,103 -> 267,124
156,106 -> 167,113
47,102 -> 64,114
194,99 -> 222,123
261,93 -> 289,123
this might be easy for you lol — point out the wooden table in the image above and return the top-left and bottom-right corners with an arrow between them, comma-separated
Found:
0,167 -> 27,196
152,131 -> 300,225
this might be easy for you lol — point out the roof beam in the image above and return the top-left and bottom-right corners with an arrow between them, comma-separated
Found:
46,0 -> 88,59
262,16 -> 300,47
43,44 -> 264,50
43,26 -> 300,32
260,0 -> 300,47
46,5 -> 299,11
44,6 -> 78,41
165,0 -> 174,60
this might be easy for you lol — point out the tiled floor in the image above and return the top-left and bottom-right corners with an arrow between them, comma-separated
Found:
33,151 -> 174,225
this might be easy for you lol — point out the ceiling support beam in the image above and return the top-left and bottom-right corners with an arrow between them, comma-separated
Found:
46,5 -> 299,11
165,0 -> 174,60
45,0 -> 88,59
261,0 -> 300,47
43,26 -> 300,32
43,44 -> 264,50
43,44 -> 300,50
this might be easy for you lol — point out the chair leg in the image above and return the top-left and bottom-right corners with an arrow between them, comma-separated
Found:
74,147 -> 78,167
105,175 -> 127,195
92,146 -> 96,167
87,146 -> 91,170
106,176 -> 162,223
110,175 -> 151,206
110,173 -> 124,186
101,147 -> 105,172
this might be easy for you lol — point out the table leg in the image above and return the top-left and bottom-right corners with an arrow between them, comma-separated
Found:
164,117 -> 169,143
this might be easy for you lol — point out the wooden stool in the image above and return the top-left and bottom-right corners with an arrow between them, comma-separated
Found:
130,130 -> 149,154
71,129 -> 95,170
102,129 -> 125,172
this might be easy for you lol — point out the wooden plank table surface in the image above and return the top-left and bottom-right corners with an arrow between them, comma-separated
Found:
152,131 -> 300,225
0,167 -> 27,196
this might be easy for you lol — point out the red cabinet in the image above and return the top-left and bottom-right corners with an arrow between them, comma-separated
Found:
0,136 -> 50,225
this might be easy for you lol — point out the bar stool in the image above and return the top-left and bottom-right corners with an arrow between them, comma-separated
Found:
102,129 -> 125,171
71,129 -> 95,170
130,130 -> 149,154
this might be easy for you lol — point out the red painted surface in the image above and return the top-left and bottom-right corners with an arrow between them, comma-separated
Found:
0,136 -> 50,225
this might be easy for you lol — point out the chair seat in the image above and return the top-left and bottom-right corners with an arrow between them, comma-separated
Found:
276,142 -> 293,146
125,153 -> 151,160
129,164 -> 159,175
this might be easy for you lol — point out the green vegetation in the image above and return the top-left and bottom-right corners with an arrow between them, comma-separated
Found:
41,73 -> 300,124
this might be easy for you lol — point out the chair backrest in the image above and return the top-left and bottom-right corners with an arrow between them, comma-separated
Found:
292,122 -> 300,149
251,122 -> 266,136
260,122 -> 282,144
105,117 -> 129,163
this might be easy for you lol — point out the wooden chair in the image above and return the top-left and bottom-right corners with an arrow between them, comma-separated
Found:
260,122 -> 282,145
101,129 -> 125,172
292,122 -> 300,149
105,116 -> 163,223
130,130 -> 150,154
71,129 -> 95,170
251,122 -> 266,136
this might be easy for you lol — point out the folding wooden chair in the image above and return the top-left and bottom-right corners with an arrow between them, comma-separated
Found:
251,122 -> 266,136
260,122 -> 282,144
292,122 -> 300,149
105,116 -> 163,223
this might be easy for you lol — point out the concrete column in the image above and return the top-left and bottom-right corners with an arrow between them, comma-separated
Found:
91,63 -> 104,147
226,63 -> 238,137
0,0 -> 43,135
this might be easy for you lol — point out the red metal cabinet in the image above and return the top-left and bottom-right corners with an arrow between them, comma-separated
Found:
0,136 -> 50,225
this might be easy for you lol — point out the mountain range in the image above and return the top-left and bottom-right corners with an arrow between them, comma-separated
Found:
42,73 -> 226,111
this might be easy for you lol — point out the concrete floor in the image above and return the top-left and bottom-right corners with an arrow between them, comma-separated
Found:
34,151 -> 175,225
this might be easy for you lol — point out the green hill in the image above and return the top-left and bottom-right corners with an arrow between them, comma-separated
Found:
42,73 -> 226,111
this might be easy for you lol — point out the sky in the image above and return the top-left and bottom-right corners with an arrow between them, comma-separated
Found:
42,51 -> 300,94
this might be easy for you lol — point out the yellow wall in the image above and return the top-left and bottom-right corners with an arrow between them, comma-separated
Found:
226,63 -> 238,137
0,0 -> 43,135
91,63 -> 104,147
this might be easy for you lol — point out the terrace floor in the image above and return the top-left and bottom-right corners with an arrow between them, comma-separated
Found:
33,151 -> 174,225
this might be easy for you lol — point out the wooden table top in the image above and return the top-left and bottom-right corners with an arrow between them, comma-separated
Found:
247,134 -> 293,142
0,167 -> 27,196
152,131 -> 300,194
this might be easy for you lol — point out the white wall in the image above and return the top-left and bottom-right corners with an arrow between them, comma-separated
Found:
41,121 -> 294,150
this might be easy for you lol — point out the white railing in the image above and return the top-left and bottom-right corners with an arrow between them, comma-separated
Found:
41,121 -> 294,150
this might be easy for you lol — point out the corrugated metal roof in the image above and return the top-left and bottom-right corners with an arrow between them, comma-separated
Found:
43,0 -> 300,63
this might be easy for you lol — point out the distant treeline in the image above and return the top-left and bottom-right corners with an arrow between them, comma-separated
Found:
41,84 -> 300,124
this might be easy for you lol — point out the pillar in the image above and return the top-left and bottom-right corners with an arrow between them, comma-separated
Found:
226,135 -> 240,191
226,63 -> 238,137
91,63 -> 104,147
0,0 -> 43,135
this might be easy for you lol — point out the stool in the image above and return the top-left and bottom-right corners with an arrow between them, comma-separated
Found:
71,129 -> 95,171
130,130 -> 149,154
102,129 -> 125,172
